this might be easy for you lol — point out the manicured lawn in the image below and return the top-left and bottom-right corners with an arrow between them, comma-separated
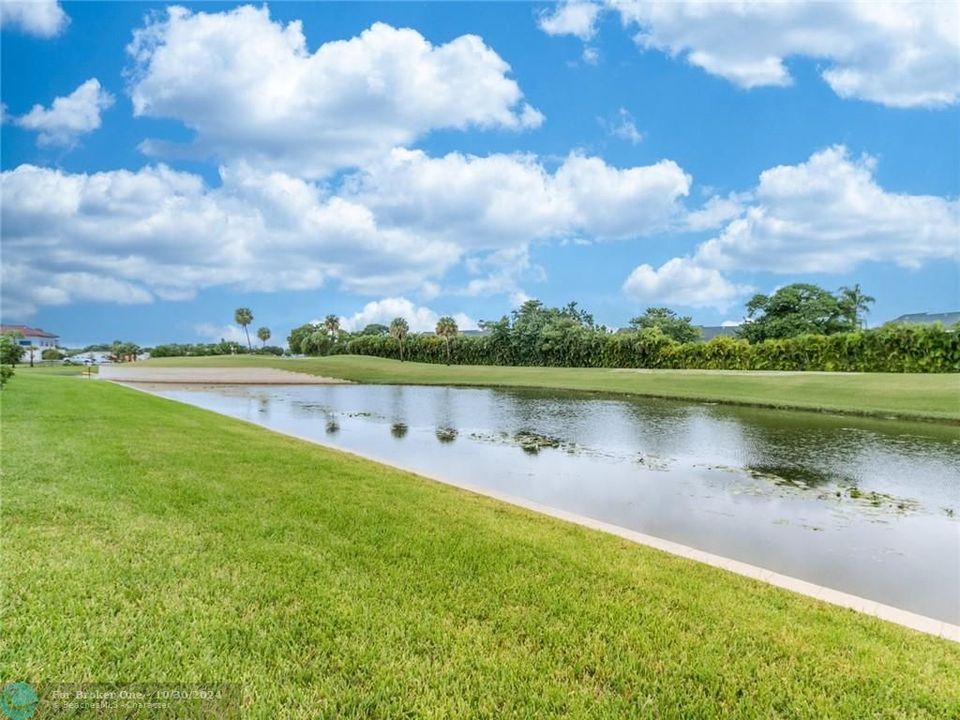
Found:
145,354 -> 960,421
2,374 -> 958,717
10,363 -> 96,376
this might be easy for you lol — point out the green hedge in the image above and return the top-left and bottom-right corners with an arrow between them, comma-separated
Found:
345,324 -> 959,373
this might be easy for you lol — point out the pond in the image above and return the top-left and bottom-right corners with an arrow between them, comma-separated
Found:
134,382 -> 960,623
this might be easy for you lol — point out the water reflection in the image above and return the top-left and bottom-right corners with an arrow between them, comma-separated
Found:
137,382 -> 960,623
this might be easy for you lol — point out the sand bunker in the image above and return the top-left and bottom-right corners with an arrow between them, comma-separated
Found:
100,365 -> 346,385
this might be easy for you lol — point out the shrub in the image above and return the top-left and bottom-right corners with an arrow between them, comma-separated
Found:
345,324 -> 958,373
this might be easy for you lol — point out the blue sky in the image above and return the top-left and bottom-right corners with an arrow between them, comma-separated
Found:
2,1 -> 957,347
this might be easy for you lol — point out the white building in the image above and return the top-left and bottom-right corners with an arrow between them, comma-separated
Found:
0,324 -> 60,350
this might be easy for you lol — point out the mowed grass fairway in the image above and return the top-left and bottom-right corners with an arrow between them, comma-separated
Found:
146,354 -> 960,421
2,376 -> 959,718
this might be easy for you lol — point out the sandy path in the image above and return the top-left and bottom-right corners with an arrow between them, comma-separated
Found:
99,365 -> 347,385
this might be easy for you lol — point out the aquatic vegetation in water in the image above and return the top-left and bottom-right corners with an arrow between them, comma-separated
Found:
514,430 -> 562,454
831,485 -> 920,514
391,422 -> 408,439
746,464 -> 838,488
469,429 -> 570,455
703,464 -> 924,517
435,427 -> 458,443
325,420 -> 340,434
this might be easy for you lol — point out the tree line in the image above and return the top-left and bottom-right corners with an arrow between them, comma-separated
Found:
337,284 -> 956,373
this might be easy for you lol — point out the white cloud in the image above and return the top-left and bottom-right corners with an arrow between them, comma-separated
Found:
0,163 -> 460,316
623,144 -> 958,310
720,320 -> 742,327
459,245 -> 544,299
1,144 -> 696,316
581,47 -> 600,65
0,0 -> 68,37
127,6 -> 543,177
604,107 -> 643,144
193,323 -> 248,344
684,193 -> 749,232
622,257 -> 749,310
546,1 -> 960,108
15,78 -> 114,147
694,146 -> 960,273
339,297 -> 477,334
343,147 -> 691,246
538,1 -> 601,41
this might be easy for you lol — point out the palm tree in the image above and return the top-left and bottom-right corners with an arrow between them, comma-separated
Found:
839,284 -> 875,330
257,327 -> 271,347
389,317 -> 409,362
323,314 -> 340,340
435,316 -> 458,364
234,307 -> 254,350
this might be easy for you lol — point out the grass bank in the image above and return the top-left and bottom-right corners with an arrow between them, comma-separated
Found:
2,374 -> 958,717
145,355 -> 960,422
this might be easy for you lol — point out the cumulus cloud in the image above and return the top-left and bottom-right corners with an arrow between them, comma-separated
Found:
0,0 -> 68,37
544,1 -> 959,108
127,6 -> 543,177
0,163 -> 459,316
15,78 -> 114,147
538,1 -> 601,41
193,323 -> 249,344
623,145 -> 958,308
684,193 -> 749,232
344,147 -> 691,247
1,144 -> 694,315
339,297 -> 477,334
622,257 -> 749,310
694,146 -> 960,273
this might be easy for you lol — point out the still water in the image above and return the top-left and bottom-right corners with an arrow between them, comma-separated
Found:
136,383 -> 960,622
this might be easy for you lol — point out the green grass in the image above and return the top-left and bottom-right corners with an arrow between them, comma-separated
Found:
2,374 -> 958,718
10,362 -> 96,376
145,354 -> 960,422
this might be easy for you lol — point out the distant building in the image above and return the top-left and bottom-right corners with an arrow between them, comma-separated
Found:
696,325 -> 739,342
0,324 -> 60,349
887,312 -> 960,327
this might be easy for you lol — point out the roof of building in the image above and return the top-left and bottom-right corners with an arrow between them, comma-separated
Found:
887,312 -> 960,327
0,324 -> 59,339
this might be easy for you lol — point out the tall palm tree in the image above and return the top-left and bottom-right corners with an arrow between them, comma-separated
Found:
234,307 -> 254,350
257,327 -> 271,347
435,316 -> 458,365
839,284 -> 875,330
389,317 -> 409,362
324,314 -> 340,340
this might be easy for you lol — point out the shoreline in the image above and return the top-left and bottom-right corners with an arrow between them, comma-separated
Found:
138,356 -> 960,424
99,365 -> 348,385
114,378 -> 960,642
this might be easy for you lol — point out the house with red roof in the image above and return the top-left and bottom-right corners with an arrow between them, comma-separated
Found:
0,325 -> 60,350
